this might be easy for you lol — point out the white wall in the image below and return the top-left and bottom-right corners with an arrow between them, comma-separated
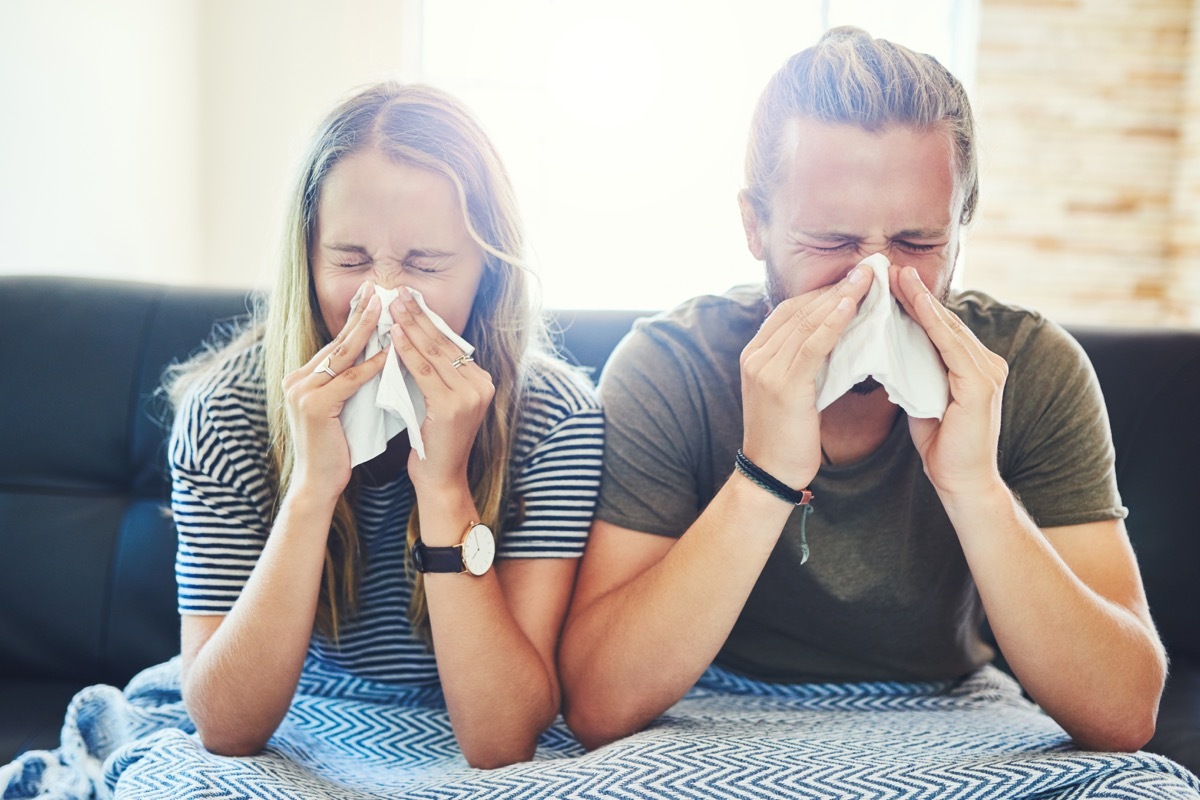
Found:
0,0 -> 202,284
0,0 -> 417,290
196,0 -> 418,289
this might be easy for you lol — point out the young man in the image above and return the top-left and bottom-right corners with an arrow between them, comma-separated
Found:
558,27 -> 1166,753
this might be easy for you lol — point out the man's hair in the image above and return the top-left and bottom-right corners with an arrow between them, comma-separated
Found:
744,26 -> 979,226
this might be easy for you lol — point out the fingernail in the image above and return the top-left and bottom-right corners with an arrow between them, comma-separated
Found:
846,266 -> 865,284
399,286 -> 413,301
353,282 -> 368,304
366,293 -> 380,311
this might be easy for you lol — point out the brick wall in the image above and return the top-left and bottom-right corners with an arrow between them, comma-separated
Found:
969,0 -> 1197,327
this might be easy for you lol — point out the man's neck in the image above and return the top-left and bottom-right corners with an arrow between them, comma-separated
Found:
818,388 -> 902,467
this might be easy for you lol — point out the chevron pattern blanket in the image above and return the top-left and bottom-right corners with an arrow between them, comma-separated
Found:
3,658 -> 1197,799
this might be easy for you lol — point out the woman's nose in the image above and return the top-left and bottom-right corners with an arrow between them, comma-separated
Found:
372,268 -> 403,291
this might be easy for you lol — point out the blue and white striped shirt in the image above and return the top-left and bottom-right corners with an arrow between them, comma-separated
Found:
169,346 -> 603,686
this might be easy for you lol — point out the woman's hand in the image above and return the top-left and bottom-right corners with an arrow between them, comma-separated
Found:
739,265 -> 872,490
282,281 -> 389,499
389,286 -> 495,498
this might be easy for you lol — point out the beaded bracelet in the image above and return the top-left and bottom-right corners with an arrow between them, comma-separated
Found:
735,449 -> 814,564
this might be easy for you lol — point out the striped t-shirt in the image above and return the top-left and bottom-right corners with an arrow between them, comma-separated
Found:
168,345 -> 604,686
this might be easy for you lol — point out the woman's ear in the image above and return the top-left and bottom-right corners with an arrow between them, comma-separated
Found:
737,190 -> 768,262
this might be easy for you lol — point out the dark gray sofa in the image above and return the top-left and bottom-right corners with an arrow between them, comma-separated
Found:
0,275 -> 1196,777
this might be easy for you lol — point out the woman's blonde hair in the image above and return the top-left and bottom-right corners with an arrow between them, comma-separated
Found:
170,83 -> 550,642
744,26 -> 979,226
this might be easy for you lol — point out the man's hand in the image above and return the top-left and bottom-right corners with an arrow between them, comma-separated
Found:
740,264 -> 873,490
891,265 -> 1008,498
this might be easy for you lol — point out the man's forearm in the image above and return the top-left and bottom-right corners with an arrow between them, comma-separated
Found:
942,482 -> 1167,751
560,473 -> 795,750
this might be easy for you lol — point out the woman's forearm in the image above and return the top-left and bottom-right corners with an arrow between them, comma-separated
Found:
417,485 -> 561,768
182,489 -> 335,755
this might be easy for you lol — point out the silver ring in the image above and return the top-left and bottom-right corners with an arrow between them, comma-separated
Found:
450,354 -> 474,369
314,355 -> 338,378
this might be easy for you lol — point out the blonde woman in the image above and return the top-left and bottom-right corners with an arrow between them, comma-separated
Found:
167,83 -> 602,770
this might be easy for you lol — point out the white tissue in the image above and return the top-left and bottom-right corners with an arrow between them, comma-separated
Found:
814,253 -> 949,419
340,285 -> 474,465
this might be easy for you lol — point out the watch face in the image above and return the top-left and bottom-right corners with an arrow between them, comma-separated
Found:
462,523 -> 495,576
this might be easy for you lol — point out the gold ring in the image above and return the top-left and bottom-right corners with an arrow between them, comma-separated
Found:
314,355 -> 338,378
450,354 -> 474,369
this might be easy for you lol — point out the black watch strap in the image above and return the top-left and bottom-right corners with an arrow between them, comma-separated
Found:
412,540 -> 463,573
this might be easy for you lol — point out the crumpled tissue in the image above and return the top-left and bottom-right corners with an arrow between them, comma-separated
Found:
814,253 -> 949,419
340,285 -> 474,465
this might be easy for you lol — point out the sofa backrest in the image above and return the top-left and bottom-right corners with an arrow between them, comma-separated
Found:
1070,327 -> 1200,663
0,277 -> 253,684
0,276 -> 1196,688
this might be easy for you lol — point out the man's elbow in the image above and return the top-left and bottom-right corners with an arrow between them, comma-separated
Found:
1074,712 -> 1156,754
1071,689 -> 1161,753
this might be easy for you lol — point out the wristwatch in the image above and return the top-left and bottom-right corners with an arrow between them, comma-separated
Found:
412,521 -> 495,576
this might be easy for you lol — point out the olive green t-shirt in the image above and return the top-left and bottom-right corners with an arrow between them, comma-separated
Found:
595,284 -> 1127,683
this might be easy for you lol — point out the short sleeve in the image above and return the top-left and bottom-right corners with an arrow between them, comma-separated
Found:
999,318 -> 1127,528
169,360 -> 272,615
498,366 -> 605,558
593,323 -> 709,538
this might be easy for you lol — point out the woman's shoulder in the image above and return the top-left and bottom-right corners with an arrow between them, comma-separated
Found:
176,343 -> 266,416
168,336 -> 269,461
520,353 -> 602,422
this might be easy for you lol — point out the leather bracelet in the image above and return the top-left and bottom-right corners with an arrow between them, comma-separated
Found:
734,449 -> 813,506
735,448 -> 814,564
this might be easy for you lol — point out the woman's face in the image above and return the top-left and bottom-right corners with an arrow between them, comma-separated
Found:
311,147 -> 486,338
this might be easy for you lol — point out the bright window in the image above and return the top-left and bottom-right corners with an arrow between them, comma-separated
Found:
419,0 -> 977,309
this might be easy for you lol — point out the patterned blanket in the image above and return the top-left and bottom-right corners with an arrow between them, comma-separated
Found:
3,657 -> 1197,799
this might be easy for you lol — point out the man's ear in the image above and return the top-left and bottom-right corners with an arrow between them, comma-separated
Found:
738,190 -> 768,262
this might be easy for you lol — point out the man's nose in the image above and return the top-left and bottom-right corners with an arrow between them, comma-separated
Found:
836,249 -> 886,281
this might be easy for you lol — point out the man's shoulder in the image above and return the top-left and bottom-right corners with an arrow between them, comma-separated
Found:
621,284 -> 767,360
949,289 -> 1089,377
948,290 -> 1053,356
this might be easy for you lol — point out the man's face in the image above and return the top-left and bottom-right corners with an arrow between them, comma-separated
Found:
742,118 -> 963,309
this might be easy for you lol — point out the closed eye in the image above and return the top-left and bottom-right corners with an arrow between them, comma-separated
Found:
404,259 -> 444,274
803,241 -> 856,253
896,241 -> 941,254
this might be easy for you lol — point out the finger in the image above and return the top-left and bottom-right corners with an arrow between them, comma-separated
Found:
330,280 -> 376,348
898,267 -> 985,377
392,292 -> 471,387
319,291 -> 384,371
395,286 -> 466,357
317,345 -> 390,402
285,290 -> 382,394
390,322 -> 455,395
888,264 -> 919,320
780,296 -> 858,384
749,264 -> 872,364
